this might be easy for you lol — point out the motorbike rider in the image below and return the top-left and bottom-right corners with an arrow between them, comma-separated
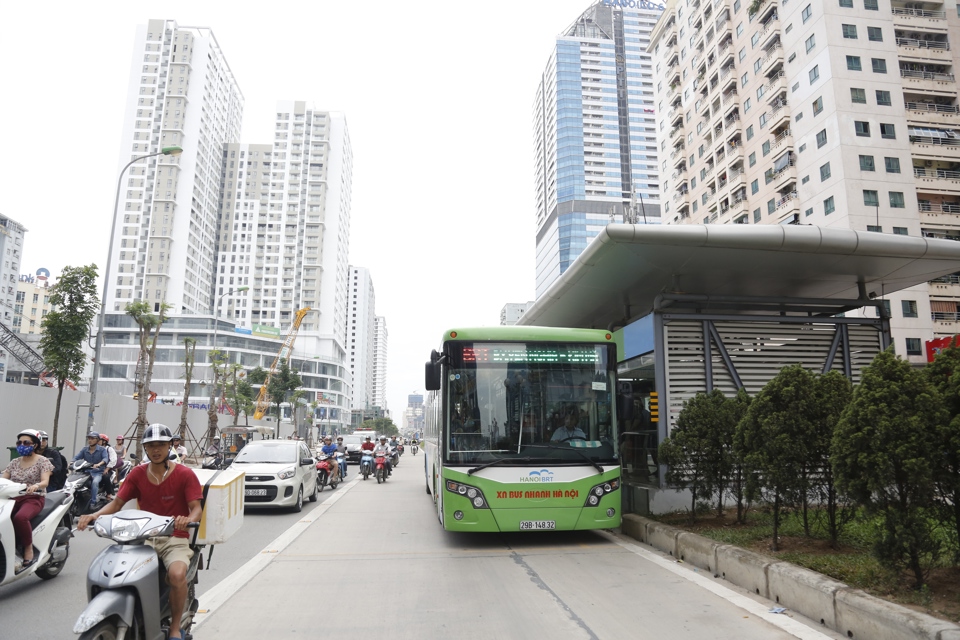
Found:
112,435 -> 127,484
78,424 -> 203,640
335,436 -> 348,480
171,435 -> 187,461
373,436 -> 393,476
36,430 -> 64,491
319,436 -> 341,482
100,434 -> 118,497
2,429 -> 54,572
74,431 -> 109,510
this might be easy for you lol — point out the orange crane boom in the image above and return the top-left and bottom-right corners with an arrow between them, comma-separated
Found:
253,307 -> 311,420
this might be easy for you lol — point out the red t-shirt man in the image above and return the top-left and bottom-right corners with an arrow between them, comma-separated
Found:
117,463 -> 203,538
360,439 -> 376,451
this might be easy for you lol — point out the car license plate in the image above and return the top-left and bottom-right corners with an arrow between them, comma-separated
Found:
519,520 -> 556,530
245,488 -> 267,497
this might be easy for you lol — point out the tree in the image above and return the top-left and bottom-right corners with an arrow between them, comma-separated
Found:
659,390 -> 739,521
126,300 -> 170,457
178,337 -> 197,441
39,264 -> 99,446
833,348 -> 947,589
728,388 -> 752,524
205,349 -> 229,446
810,371 -> 855,548
267,360 -> 301,423
737,365 -> 816,551
361,417 -> 398,437
923,340 -> 960,559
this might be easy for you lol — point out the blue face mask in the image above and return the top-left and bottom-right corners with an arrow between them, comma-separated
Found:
17,444 -> 35,457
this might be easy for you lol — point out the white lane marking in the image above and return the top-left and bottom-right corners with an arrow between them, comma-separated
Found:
596,530 -> 836,640
192,476 -> 359,629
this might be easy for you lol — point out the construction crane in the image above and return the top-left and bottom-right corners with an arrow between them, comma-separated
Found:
253,307 -> 312,420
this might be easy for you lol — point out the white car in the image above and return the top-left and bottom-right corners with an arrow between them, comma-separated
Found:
232,440 -> 318,511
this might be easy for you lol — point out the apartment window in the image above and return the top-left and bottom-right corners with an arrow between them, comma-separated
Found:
753,208 -> 762,222
751,179 -> 759,194
880,123 -> 896,139
757,85 -> 766,99
902,300 -> 918,318
812,97 -> 823,115
876,90 -> 891,106
809,65 -> 819,83
855,121 -> 870,137
867,225 -> 882,232
749,152 -> 757,167
893,227 -> 908,235
802,175 -> 810,184
872,58 -> 887,73
820,162 -> 831,180
751,32 -> 761,47
802,4 -> 812,22
839,0 -> 853,6
762,140 -> 771,156
792,81 -> 800,92
744,98 -> 752,112
759,113 -> 769,128
742,72 -> 749,87
816,129 -> 827,148
905,338 -> 922,356
754,59 -> 763,73
735,0 -> 742,11
767,198 -> 776,214
796,112 -> 804,122
842,24 -> 857,39
864,0 -> 878,9
746,125 -> 755,140
739,47 -> 747,62
805,207 -> 814,216
867,26 -> 883,41
824,196 -> 835,214
863,190 -> 879,206
737,22 -> 745,36
889,191 -> 905,208
859,155 -> 875,171
850,87 -> 866,103
847,56 -> 862,71
805,35 -> 816,52
884,157 -> 901,173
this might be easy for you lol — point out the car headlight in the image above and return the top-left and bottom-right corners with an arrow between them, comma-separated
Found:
277,466 -> 296,480
444,480 -> 488,509
583,478 -> 620,508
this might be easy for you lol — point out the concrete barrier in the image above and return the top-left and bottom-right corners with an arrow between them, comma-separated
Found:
621,515 -> 960,639
768,562 -> 844,630
676,531 -> 720,574
715,544 -> 772,598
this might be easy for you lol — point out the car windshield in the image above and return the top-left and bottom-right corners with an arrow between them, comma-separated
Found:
341,436 -> 362,446
443,341 -> 618,466
233,443 -> 298,464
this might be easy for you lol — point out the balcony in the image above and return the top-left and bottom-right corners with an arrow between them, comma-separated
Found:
771,127 -> 793,151
910,130 -> 960,160
669,125 -> 684,141
721,89 -> 738,109
762,44 -> 784,76
775,191 -> 800,220
897,37 -> 952,62
728,166 -> 746,189
931,275 -> 960,298
670,143 -> 686,160
900,68 -> 956,93
914,166 -> 960,193
905,101 -> 960,125
892,6 -> 948,31
769,99 -> 790,128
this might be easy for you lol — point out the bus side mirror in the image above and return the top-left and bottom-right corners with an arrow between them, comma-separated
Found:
425,361 -> 441,391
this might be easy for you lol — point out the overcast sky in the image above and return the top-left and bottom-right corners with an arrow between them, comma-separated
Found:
0,0 -> 600,418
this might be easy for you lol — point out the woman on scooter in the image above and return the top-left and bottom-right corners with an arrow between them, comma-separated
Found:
1,429 -> 53,572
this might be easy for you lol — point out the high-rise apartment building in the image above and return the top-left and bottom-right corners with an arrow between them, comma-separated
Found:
108,19 -> 243,315
372,315 -> 388,412
404,393 -> 424,436
534,0 -> 665,297
14,268 -> 53,334
500,301 -> 536,325
0,214 -> 26,329
648,0 -> 959,361
346,266 -> 375,410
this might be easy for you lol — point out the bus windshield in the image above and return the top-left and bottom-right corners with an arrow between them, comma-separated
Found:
444,341 -> 618,466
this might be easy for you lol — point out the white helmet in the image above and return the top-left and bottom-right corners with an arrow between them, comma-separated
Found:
142,424 -> 174,444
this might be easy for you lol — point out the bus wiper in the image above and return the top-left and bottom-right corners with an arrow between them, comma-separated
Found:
467,457 -> 535,475
523,444 -> 604,474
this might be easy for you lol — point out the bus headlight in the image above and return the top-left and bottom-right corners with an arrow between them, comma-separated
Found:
445,480 -> 489,509
584,478 -> 620,508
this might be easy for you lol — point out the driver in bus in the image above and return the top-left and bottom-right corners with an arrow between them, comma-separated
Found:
551,410 -> 586,442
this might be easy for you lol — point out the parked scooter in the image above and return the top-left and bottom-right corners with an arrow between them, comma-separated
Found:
0,478 -> 73,586
360,450 -> 375,481
64,460 -> 110,520
375,452 -> 389,484
73,510 -> 203,639
316,453 -> 340,491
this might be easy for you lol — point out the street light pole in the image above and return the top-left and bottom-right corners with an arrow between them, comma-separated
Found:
207,286 -> 250,436
88,146 -> 183,429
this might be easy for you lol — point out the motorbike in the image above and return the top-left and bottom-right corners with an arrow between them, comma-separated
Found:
389,446 -> 400,468
316,453 -> 340,491
360,450 -> 374,481
397,443 -> 405,457
73,510 -> 204,640
375,452 -> 389,484
65,460 -> 110,520
0,478 -> 74,586
201,444 -> 226,470
411,443 -> 419,456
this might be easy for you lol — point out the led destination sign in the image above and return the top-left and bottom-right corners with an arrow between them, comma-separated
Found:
459,343 -> 603,365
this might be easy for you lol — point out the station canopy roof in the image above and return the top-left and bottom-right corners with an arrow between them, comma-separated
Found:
519,224 -> 960,330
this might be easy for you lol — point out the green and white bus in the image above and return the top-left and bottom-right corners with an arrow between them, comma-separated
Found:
423,327 -> 622,532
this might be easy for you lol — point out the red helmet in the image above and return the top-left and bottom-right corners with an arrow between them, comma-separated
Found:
116,435 -> 124,442
99,433 -> 109,442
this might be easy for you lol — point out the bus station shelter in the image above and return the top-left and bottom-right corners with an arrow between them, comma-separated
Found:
519,224 -> 960,514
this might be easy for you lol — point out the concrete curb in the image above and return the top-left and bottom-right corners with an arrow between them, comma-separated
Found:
622,514 -> 960,640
